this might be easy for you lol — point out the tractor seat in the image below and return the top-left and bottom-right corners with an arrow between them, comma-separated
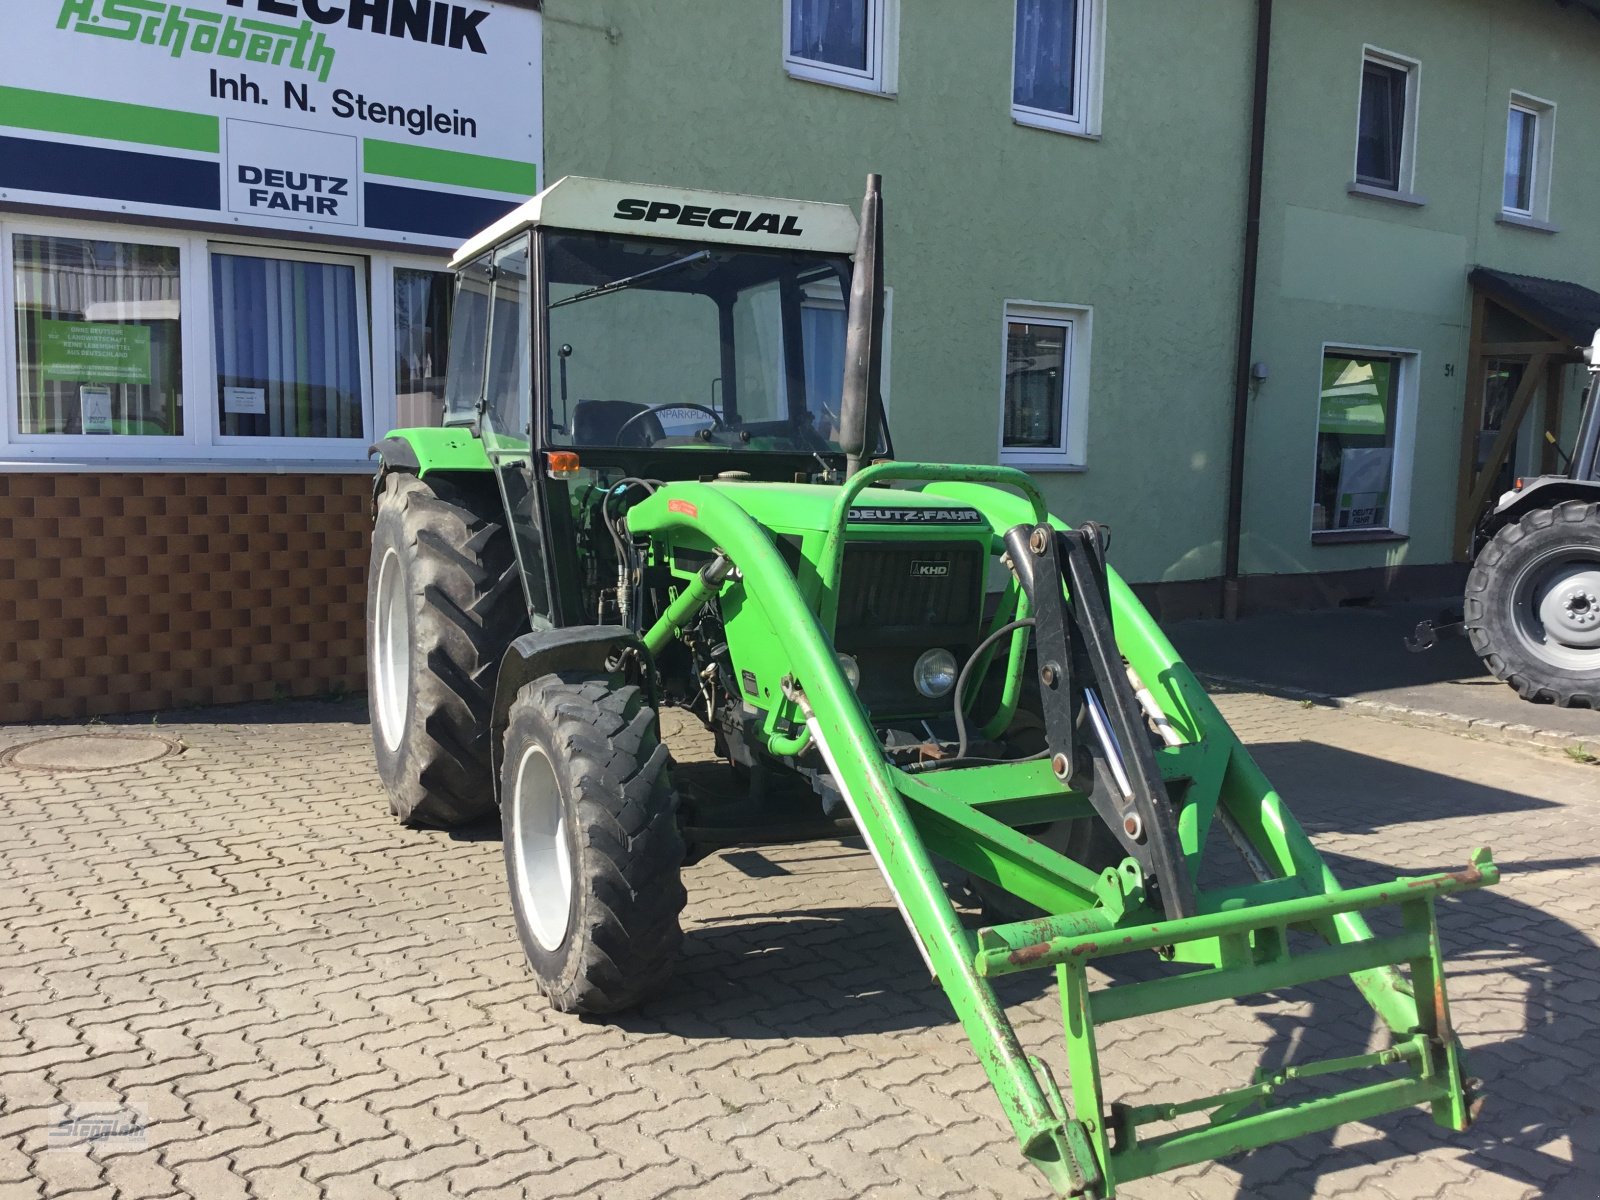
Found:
570,399 -> 663,447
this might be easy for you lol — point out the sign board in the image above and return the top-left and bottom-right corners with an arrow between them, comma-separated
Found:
0,1 -> 542,249
79,385 -> 114,434
41,321 -> 152,385
1318,357 -> 1391,437
223,386 -> 267,415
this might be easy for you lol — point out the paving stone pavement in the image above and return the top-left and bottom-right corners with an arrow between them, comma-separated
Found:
0,691 -> 1596,1200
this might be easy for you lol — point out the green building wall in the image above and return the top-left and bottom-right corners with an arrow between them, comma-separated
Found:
541,0 -> 1600,607
1245,0 -> 1600,592
541,0 -> 1256,592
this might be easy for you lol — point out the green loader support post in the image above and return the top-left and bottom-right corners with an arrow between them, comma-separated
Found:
366,172 -> 1501,1197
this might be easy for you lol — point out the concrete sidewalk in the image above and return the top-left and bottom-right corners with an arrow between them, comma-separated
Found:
1164,599 -> 1600,751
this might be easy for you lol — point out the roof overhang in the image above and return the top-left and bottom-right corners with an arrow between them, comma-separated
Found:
1469,266 -> 1600,347
449,176 -> 860,268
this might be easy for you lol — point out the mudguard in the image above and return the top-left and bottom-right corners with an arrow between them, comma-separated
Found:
488,626 -> 650,793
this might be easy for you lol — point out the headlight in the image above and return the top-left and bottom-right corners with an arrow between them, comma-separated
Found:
913,648 -> 958,698
837,653 -> 861,690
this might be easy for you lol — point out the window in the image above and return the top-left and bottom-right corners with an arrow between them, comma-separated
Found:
1504,107 -> 1536,214
1312,347 -> 1417,537
484,238 -> 532,440
444,253 -> 492,424
1,216 -> 448,464
393,267 -> 453,428
1501,93 -> 1555,225
1354,49 -> 1419,196
1012,0 -> 1102,137
12,234 -> 183,438
999,302 -> 1091,469
541,229 -> 873,454
211,249 -> 368,441
784,0 -> 897,95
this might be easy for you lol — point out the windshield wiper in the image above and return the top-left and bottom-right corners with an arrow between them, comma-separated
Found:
549,249 -> 712,310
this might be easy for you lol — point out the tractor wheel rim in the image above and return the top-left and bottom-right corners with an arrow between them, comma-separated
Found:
510,744 -> 573,952
373,548 -> 410,752
1514,550 -> 1600,669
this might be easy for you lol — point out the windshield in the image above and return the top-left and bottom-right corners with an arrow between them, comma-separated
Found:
544,230 -> 859,453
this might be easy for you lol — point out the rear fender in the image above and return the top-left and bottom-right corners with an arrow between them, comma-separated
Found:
489,627 -> 650,798
1486,476 -> 1600,536
369,427 -> 493,514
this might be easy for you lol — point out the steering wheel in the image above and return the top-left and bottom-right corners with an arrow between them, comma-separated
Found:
614,402 -> 726,446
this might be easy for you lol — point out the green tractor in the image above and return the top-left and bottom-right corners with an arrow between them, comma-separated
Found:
367,174 -> 1499,1196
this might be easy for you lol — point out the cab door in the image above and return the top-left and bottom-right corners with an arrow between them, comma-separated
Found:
479,235 -> 555,626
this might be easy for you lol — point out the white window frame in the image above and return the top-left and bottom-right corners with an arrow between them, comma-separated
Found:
373,252 -> 456,435
1352,46 -> 1421,198
1502,91 -> 1556,223
1,217 -> 202,459
782,0 -> 899,96
1010,0 -> 1105,139
0,212 -> 453,468
206,241 -> 375,460
998,300 -> 1091,471
1309,342 -> 1419,540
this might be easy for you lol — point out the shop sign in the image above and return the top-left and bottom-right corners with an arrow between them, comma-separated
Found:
0,1 -> 542,249
1318,358 -> 1390,437
40,321 -> 153,386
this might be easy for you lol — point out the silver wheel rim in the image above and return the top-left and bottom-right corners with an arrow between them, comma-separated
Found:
1514,549 -> 1600,672
373,548 -> 410,752
509,745 -> 573,952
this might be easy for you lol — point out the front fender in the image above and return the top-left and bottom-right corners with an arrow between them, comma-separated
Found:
488,626 -> 649,797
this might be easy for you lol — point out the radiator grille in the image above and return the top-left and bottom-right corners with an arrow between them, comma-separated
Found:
835,541 -> 985,639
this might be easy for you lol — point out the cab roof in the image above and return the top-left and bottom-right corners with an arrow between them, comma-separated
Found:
449,175 -> 860,269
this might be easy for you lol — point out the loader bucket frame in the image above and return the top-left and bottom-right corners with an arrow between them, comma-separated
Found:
626,461 -> 1496,1198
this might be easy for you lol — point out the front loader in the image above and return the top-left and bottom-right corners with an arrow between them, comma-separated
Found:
367,173 -> 1499,1196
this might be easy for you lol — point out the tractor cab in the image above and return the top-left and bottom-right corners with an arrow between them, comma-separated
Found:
432,177 -> 892,630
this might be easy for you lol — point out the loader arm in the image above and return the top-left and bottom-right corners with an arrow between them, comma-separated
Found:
627,462 -> 1496,1198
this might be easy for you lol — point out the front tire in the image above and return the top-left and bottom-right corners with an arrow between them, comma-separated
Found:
1465,499 -> 1600,709
367,471 -> 525,827
501,672 -> 686,1013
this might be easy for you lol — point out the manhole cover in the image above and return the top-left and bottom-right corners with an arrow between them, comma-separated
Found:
1,732 -> 183,774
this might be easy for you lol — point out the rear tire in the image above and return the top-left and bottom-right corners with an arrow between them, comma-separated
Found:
1464,499 -> 1600,709
500,672 -> 686,1013
368,471 -> 526,827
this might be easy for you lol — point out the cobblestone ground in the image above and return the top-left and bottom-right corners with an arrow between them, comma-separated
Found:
0,692 -> 1596,1200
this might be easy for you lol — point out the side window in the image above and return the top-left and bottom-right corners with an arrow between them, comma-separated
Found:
443,253 -> 491,423
1501,94 -> 1555,226
1354,48 -> 1420,197
731,279 -> 789,423
783,0 -> 897,95
1011,0 -> 1102,138
393,267 -> 453,428
484,238 -> 531,441
800,280 -> 848,432
999,301 -> 1091,469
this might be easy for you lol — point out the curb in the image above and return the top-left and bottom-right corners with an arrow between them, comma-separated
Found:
1195,670 -> 1597,753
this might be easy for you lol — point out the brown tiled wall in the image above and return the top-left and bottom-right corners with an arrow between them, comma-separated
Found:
0,472 -> 372,723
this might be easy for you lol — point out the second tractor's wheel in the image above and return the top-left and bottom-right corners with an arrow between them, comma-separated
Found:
368,471 -> 526,827
1464,499 -> 1600,709
500,671 -> 686,1013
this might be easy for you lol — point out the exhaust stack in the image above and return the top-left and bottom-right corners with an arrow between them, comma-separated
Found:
840,174 -> 885,480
